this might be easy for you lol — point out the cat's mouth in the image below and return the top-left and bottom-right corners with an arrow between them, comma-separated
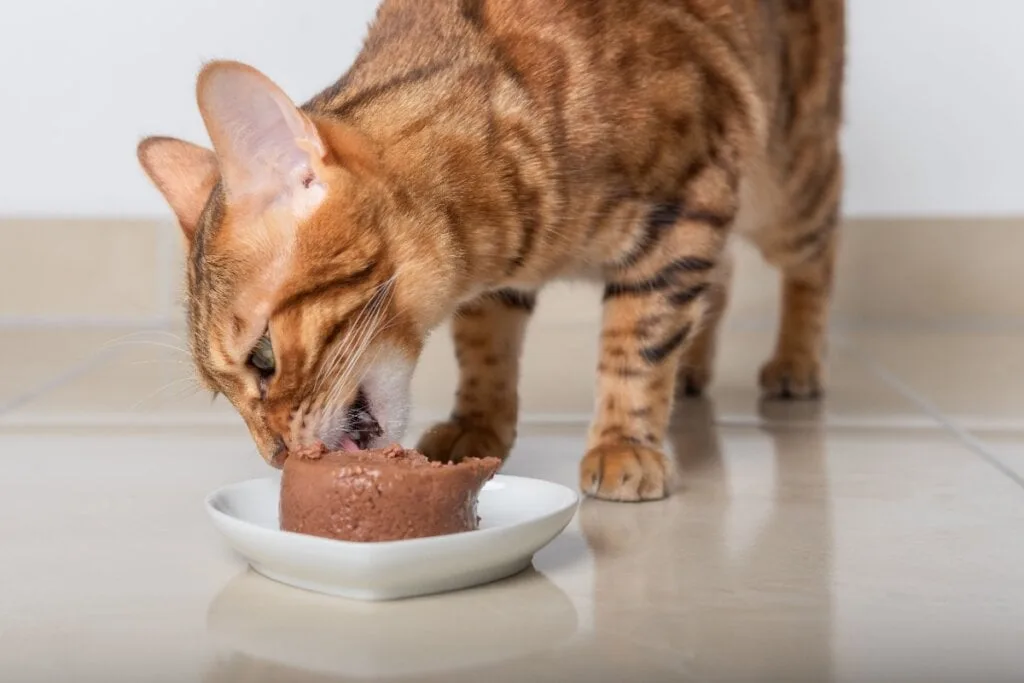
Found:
337,386 -> 383,451
304,350 -> 413,458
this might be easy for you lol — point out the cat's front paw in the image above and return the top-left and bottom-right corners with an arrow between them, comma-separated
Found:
579,444 -> 670,502
416,420 -> 511,464
759,353 -> 823,399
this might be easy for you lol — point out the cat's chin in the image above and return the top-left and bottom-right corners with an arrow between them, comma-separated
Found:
317,348 -> 414,453
361,348 -> 414,443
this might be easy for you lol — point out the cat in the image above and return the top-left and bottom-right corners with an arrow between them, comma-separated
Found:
137,0 -> 845,502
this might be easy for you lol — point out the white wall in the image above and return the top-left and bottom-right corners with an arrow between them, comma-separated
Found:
0,0 -> 380,217
843,0 -> 1024,217
1,0 -> 1022,218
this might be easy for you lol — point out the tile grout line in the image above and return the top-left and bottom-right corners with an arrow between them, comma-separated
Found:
851,347 -> 1024,490
0,327 -> 957,432
2,330 -> 1014,436
0,410 -> 948,431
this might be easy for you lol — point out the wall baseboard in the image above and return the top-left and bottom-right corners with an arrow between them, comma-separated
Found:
1,217 -> 1021,330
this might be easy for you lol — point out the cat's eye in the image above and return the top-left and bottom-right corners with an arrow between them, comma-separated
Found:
248,334 -> 275,377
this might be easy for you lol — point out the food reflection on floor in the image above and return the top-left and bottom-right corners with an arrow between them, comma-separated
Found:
1,326 -> 1023,682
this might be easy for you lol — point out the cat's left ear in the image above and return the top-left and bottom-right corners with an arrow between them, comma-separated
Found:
136,136 -> 219,243
196,60 -> 327,213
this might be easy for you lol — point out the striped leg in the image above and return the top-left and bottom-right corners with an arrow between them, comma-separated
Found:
759,236 -> 837,399
677,252 -> 733,397
417,289 -> 535,463
581,190 -> 734,501
760,149 -> 842,399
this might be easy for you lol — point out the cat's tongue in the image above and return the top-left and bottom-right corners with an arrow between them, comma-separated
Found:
339,435 -> 362,453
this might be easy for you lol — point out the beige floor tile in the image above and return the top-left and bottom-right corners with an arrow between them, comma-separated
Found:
0,430 -> 262,683
422,321 -> 931,427
0,327 -> 241,426
0,327 -> 135,408
2,421 -> 1023,682
851,331 -> 1024,429
702,331 -> 930,427
975,431 -> 1024,482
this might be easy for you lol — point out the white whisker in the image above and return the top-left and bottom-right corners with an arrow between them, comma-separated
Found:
303,265 -> 405,447
129,377 -> 199,411
128,359 -> 193,367
103,339 -> 191,356
311,285 -> 376,395
323,295 -> 388,412
311,271 -> 398,395
313,271 -> 398,397
324,289 -> 398,418
335,277 -> 395,386
102,329 -> 186,346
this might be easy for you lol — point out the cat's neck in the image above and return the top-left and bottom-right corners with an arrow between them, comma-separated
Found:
316,101 -> 549,316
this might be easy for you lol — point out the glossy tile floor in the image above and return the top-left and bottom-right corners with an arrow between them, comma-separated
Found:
2,324 -> 1023,682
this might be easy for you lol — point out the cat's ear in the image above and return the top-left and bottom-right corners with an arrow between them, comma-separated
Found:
137,136 -> 219,242
196,60 -> 326,213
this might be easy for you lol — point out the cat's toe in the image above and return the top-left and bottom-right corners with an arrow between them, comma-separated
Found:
579,443 -> 670,502
759,354 -> 823,399
416,420 -> 510,463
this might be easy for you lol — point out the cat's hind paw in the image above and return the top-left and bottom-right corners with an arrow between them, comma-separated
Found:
677,364 -> 712,397
759,354 -> 823,399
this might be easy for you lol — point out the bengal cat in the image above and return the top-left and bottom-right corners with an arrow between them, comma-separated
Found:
137,0 -> 844,501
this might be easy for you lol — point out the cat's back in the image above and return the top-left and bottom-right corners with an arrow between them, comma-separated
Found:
307,0 -> 844,207
312,0 -> 843,135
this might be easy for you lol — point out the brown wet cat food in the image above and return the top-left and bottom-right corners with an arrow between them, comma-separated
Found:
279,445 -> 502,542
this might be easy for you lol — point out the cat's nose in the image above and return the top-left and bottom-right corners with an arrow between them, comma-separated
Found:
269,437 -> 288,469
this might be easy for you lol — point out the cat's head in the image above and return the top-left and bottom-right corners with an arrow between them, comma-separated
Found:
137,61 -> 453,465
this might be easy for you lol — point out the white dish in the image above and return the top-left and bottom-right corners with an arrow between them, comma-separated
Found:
204,473 -> 579,601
